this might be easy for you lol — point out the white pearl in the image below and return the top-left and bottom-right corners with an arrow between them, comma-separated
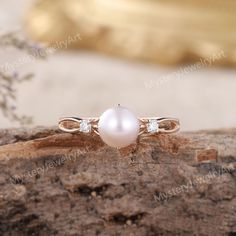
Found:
98,106 -> 140,148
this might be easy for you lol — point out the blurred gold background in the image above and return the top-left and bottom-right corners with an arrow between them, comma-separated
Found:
27,0 -> 236,66
0,0 -> 235,131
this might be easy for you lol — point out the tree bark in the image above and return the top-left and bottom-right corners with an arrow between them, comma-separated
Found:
0,127 -> 235,236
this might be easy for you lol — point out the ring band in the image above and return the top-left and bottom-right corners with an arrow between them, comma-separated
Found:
58,106 -> 180,148
58,117 -> 180,135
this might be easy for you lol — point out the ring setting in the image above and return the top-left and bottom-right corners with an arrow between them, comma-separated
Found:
58,105 -> 180,148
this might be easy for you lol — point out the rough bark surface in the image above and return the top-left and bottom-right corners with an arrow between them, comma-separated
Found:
0,127 -> 235,236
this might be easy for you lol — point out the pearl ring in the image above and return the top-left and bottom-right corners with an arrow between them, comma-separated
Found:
58,105 -> 180,148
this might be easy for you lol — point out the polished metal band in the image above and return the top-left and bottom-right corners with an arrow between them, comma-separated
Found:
58,117 -> 180,135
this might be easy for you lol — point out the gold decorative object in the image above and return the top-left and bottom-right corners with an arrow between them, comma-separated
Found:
25,0 -> 236,66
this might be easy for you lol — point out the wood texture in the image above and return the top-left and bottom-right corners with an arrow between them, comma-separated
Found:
0,127 -> 235,235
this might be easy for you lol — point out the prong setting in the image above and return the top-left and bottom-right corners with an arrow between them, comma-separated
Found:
147,119 -> 159,133
79,120 -> 91,133
58,107 -> 180,147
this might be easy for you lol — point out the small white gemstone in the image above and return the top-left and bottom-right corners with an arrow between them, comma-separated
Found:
147,119 -> 159,133
79,120 -> 91,133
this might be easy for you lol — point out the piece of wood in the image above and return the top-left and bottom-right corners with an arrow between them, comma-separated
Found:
0,127 -> 235,235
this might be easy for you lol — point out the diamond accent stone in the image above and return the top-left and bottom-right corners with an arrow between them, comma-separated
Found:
79,120 -> 91,133
147,119 -> 159,133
